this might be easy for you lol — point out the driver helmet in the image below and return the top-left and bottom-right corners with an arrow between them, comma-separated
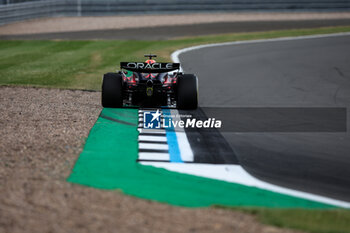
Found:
145,59 -> 156,64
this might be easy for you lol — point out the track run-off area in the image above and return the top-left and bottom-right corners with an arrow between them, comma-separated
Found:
68,33 -> 350,208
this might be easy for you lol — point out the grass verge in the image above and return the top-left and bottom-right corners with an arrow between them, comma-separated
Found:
218,206 -> 350,233
0,26 -> 350,90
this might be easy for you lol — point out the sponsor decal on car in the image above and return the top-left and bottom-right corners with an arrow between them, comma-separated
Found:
120,62 -> 180,73
126,62 -> 174,70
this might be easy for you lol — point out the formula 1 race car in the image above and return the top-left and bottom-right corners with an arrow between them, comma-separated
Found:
101,54 -> 198,109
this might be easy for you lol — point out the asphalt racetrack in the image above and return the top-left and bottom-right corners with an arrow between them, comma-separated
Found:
179,34 -> 350,202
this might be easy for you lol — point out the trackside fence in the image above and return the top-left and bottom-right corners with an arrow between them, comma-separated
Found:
1,0 -> 350,25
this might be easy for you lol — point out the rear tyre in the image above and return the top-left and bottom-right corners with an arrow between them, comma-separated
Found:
177,74 -> 198,109
101,73 -> 123,108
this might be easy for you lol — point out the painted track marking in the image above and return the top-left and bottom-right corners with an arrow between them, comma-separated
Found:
139,135 -> 167,142
140,162 -> 350,208
139,152 -> 170,161
137,108 -> 194,163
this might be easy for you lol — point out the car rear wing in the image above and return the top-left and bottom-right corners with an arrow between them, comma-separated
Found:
120,62 -> 180,73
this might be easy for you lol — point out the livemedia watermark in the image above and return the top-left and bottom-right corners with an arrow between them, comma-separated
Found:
143,109 -> 222,129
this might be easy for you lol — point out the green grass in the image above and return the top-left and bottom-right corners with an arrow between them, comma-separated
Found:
1,26 -> 350,90
218,206 -> 350,233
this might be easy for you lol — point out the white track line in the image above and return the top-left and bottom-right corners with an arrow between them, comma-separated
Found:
166,32 -> 350,208
138,129 -> 166,134
139,143 -> 169,150
138,109 -> 162,113
139,153 -> 170,161
139,135 -> 167,142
